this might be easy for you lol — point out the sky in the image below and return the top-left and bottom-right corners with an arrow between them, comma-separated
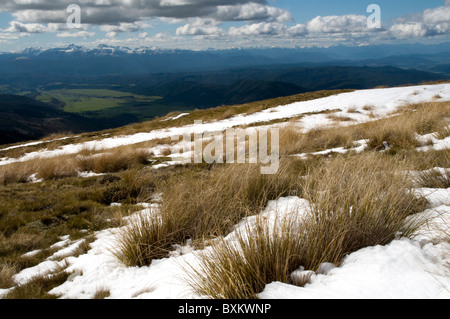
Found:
0,0 -> 449,51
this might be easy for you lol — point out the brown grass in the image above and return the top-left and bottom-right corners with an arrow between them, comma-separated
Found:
279,124 -> 356,155
3,266 -> 70,299
0,263 -> 18,289
0,146 -> 154,185
186,153 -> 428,299
415,168 -> 450,189
114,160 -> 304,267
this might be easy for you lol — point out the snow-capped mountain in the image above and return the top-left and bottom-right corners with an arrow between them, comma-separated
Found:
15,44 -> 176,57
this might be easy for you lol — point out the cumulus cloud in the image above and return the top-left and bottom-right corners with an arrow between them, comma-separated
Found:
1,0 -> 449,48
389,22 -> 433,38
4,21 -> 48,33
287,24 -> 307,36
0,0 -> 289,25
56,31 -> 95,38
214,3 -> 292,23
228,22 -> 286,37
389,3 -> 450,37
423,6 -> 450,24
175,18 -> 224,36
306,15 -> 371,34
100,21 -> 152,35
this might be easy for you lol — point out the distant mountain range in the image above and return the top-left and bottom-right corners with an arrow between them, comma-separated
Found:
0,42 -> 449,145
1,42 -> 450,78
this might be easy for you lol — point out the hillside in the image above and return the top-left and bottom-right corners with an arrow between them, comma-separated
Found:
0,95 -> 97,145
0,83 -> 449,300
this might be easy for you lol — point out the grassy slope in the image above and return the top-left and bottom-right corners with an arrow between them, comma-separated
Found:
0,87 -> 449,298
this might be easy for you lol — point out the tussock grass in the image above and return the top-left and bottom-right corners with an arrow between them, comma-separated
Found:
299,153 -> 427,268
93,288 -> 111,299
187,216 -> 306,299
187,153 -> 428,299
366,101 -> 450,151
0,170 -> 149,290
77,146 -> 152,174
0,146 -> 154,185
279,124 -> 356,155
365,117 -> 418,151
279,101 -> 450,156
436,125 -> 450,140
0,263 -> 18,289
394,149 -> 450,171
327,114 -> 354,122
1,95 -> 448,298
3,266 -> 70,299
415,168 -> 450,189
114,161 -> 304,267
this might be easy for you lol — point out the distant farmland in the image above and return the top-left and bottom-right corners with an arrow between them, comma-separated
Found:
35,89 -> 162,113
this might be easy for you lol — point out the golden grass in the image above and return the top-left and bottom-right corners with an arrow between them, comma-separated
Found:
77,146 -> 152,174
279,124 -> 356,155
0,94 -> 449,298
278,100 -> 450,156
3,266 -> 70,299
186,215 -> 307,299
0,146 -> 154,185
186,153 -> 428,299
0,262 -> 18,289
415,168 -> 450,189
114,160 -> 304,267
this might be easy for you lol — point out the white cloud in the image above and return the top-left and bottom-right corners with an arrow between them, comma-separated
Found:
287,24 -> 307,36
423,6 -> 450,25
1,0 -> 284,25
0,32 -> 19,40
1,1 -> 449,49
56,31 -> 95,38
12,9 -> 66,24
389,22 -> 432,38
100,21 -> 152,34
215,3 -> 292,23
306,15 -> 370,34
176,18 -> 224,36
5,21 -> 48,33
228,22 -> 286,37
389,4 -> 450,38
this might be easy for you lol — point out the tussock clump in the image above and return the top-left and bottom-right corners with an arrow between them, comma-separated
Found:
77,147 -> 152,174
3,267 -> 70,299
366,101 -> 450,151
114,161 -> 304,267
279,124 -> 356,155
0,146 -> 154,185
300,153 -> 428,267
187,153 -> 428,299
0,263 -> 18,289
187,216 -> 307,299
415,168 -> 450,189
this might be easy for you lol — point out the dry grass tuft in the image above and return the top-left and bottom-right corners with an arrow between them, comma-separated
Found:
0,146 -> 154,185
114,161 -> 304,267
3,269 -> 70,299
186,153 -> 428,299
77,146 -> 152,174
186,216 -> 306,299
0,263 -> 18,289
415,168 -> 450,189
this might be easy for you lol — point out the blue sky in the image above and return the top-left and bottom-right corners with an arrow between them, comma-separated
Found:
0,0 -> 449,51
280,0 -> 443,22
